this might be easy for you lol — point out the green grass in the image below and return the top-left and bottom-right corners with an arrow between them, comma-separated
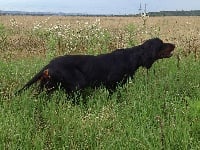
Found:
0,55 -> 200,149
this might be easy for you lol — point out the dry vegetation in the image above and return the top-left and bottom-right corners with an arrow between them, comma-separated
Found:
0,16 -> 199,61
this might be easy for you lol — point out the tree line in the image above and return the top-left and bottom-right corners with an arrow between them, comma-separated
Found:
0,10 -> 200,16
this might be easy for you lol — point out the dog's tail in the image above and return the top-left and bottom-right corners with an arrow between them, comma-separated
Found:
15,66 -> 49,95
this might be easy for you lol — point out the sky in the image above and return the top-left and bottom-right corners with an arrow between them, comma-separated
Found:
0,0 -> 200,15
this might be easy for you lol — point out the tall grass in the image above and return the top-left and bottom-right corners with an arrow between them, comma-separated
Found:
0,56 -> 200,149
0,16 -> 200,149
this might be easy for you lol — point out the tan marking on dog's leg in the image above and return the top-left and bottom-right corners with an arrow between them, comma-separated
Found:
43,69 -> 51,79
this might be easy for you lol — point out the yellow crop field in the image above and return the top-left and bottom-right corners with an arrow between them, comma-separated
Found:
0,16 -> 199,60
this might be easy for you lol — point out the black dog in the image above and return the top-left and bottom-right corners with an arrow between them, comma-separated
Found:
16,38 -> 175,95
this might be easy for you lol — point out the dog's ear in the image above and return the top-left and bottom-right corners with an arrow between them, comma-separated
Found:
141,38 -> 164,69
142,38 -> 163,53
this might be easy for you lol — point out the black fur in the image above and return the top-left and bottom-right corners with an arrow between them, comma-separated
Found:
16,38 -> 175,95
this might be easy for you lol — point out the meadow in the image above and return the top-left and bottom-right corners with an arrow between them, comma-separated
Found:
0,16 -> 200,149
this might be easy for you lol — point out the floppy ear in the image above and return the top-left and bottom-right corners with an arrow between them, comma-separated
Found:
141,38 -> 163,69
142,38 -> 163,54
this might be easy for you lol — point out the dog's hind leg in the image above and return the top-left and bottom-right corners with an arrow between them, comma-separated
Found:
38,69 -> 58,94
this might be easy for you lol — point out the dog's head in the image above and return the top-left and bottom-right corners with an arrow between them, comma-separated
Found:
141,38 -> 175,69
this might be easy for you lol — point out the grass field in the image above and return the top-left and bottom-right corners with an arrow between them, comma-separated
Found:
0,16 -> 200,149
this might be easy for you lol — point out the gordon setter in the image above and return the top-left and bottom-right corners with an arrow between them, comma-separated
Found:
16,38 -> 175,95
